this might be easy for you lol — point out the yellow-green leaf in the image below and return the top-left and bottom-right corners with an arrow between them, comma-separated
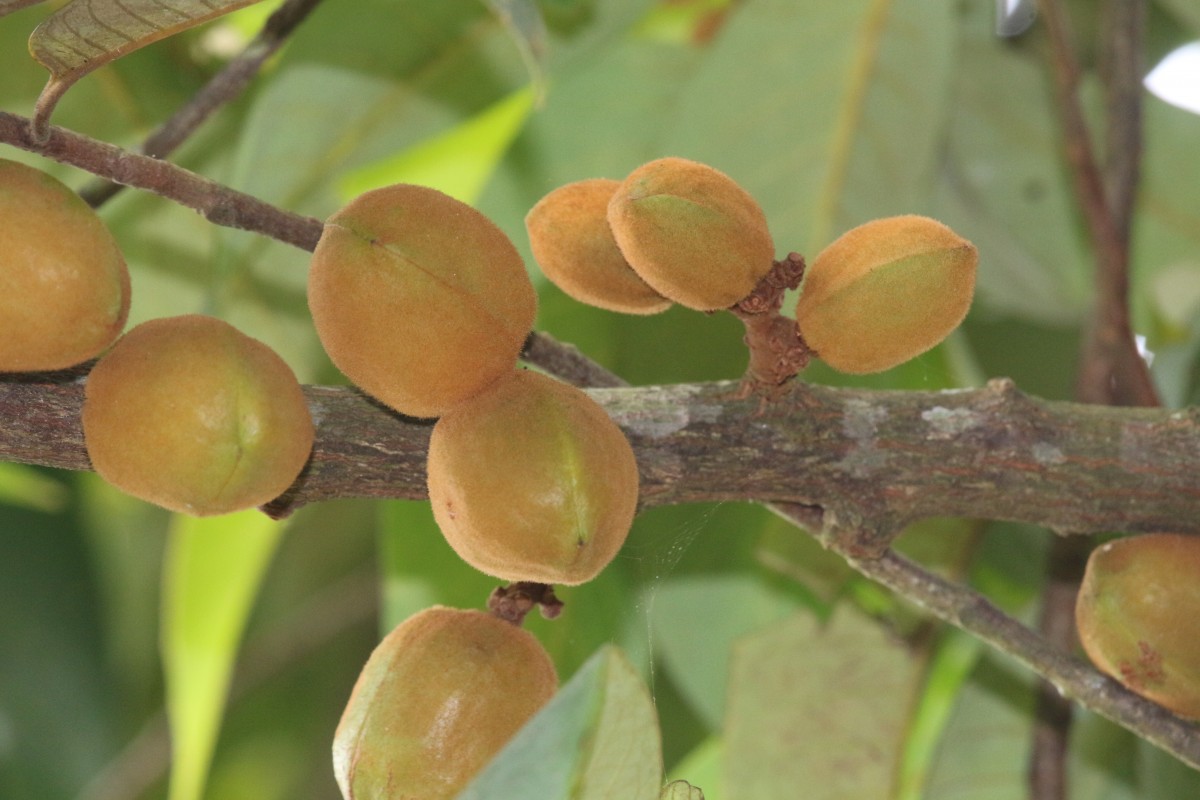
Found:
28,0 -> 264,138
161,510 -> 286,800
336,85 -> 535,206
457,645 -> 663,800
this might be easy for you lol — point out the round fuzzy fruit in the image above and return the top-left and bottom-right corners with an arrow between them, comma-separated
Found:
308,184 -> 537,419
1076,533 -> 1200,718
82,315 -> 313,515
333,606 -> 557,800
795,215 -> 977,375
0,158 -> 130,371
526,178 -> 671,315
607,157 -> 775,311
427,370 -> 639,586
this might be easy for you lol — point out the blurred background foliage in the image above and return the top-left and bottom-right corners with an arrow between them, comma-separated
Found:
1,0 -> 1199,798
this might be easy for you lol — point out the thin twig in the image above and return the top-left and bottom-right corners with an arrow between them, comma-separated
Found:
789,515 -> 1200,773
1034,0 -> 1158,407
81,0 -> 327,207
1032,1 -> 1156,793
0,110 -> 324,250
0,111 -> 603,383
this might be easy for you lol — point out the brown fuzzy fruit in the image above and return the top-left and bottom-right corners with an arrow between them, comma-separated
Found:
82,315 -> 313,515
526,178 -> 671,315
0,158 -> 130,371
308,184 -> 537,418
427,369 -> 639,586
1076,533 -> 1200,718
606,157 -> 775,311
795,215 -> 977,374
332,606 -> 557,800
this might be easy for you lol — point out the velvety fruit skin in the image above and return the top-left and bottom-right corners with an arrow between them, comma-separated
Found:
308,184 -> 537,418
526,178 -> 671,315
606,157 -> 775,311
1076,533 -> 1200,718
0,158 -> 130,371
332,606 -> 557,800
427,370 -> 639,585
82,315 -> 314,515
795,215 -> 977,374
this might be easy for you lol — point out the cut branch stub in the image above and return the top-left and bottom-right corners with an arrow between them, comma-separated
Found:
730,252 -> 811,395
28,0 -> 264,141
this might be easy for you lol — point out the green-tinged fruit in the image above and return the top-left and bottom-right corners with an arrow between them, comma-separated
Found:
795,215 -> 977,374
308,184 -> 537,418
0,158 -> 130,371
1076,533 -> 1200,718
333,606 -> 557,800
607,157 -> 775,311
82,315 -> 313,515
526,178 -> 671,314
427,370 -> 639,585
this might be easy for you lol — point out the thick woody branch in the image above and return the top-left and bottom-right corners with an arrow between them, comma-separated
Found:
3,374 -> 1197,534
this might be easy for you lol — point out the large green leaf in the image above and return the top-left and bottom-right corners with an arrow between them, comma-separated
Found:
651,574 -> 799,728
922,655 -> 1035,800
457,645 -> 663,800
724,605 -> 920,799
0,462 -> 66,513
663,0 -> 957,254
28,0 -> 264,136
337,85 -> 535,205
161,511 -> 287,800
932,0 -> 1091,324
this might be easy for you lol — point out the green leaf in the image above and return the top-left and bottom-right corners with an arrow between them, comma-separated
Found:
28,0 -> 265,137
161,511 -> 287,800
932,0 -> 1091,324
337,85 -> 535,205
922,654 -> 1035,800
652,574 -> 799,728
724,605 -> 920,799
663,0 -> 958,254
0,462 -> 67,513
457,645 -> 663,800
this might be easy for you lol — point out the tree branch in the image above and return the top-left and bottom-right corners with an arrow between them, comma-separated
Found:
1033,2 -> 1155,791
810,540 -> 1200,773
0,111 -> 324,251
1035,0 -> 1157,407
3,374 -> 1197,533
80,0 -> 327,207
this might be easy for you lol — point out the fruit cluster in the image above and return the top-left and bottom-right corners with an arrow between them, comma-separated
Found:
526,156 -> 979,377
0,158 -> 313,515
3,152 -> 984,798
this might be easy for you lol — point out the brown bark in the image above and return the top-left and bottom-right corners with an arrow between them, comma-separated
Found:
4,374 -> 1196,536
